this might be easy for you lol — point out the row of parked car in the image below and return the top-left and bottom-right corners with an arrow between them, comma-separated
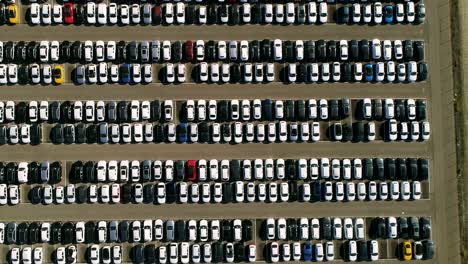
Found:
0,161 -> 62,185
0,39 -> 424,65
279,60 -> 426,83
369,216 -> 431,240
0,4 -> 18,25
3,98 -> 401,125
0,100 -> 174,124
0,219 -> 254,244
28,178 -> 424,206
49,119 -> 318,144
29,2 -> 329,26
0,184 -> 20,205
337,2 -> 425,25
0,124 -> 42,145
0,64 -> 64,85
69,157 -> 429,184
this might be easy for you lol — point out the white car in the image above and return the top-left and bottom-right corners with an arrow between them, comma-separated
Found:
97,3 -> 107,25
352,4 -> 361,23
318,2 -> 327,23
307,2 -> 317,24
120,4 -> 130,24
41,4 -> 52,24
131,4 -> 141,24
86,2 -> 96,24
30,4 -> 41,24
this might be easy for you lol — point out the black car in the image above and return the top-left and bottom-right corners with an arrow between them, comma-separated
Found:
172,41 -> 182,62
207,4 -> 217,24
74,5 -> 84,24
119,220 -> 130,242
218,100 -> 229,121
329,100 -> 339,120
397,158 -> 408,180
6,162 -> 16,184
221,123 -> 231,143
116,41 -> 127,63
71,41 -> 82,62
305,40 -> 316,62
15,41 -> 27,63
420,217 -> 431,239
229,4 -> 239,25
372,99 -> 383,120
360,40 -> 370,61
414,41 -> 424,61
342,63 -> 352,82
0,162 -> 4,183
76,185 -> 88,204
221,220 -> 232,241
84,161 -> 96,183
363,158 -> 374,180
64,125 -> 75,144
342,123 -> 353,142
285,159 -> 296,180
17,222 -> 29,245
223,182 -> 233,203
418,62 -> 428,81
398,217 -> 409,238
339,6 -> 350,24
404,40 -> 413,60
242,220 -> 253,242
60,101 -> 72,123
408,158 -> 418,180
285,100 -> 295,121
316,40 -> 327,61
121,184 -> 132,204
249,40 -> 260,62
75,124 -> 86,144
0,4 -> 6,25
27,41 -> 38,63
6,222 -> 17,244
328,40 -> 337,61
175,220 -> 186,241
51,125 -> 64,144
27,161 -> 40,184
296,100 -> 306,121
49,101 -> 61,122
50,162 -> 62,184
18,65 -> 29,84
28,222 -> 40,245
234,243 -> 245,262
60,41 -> 71,63
374,158 -> 385,180
30,186 -> 43,204
15,102 -> 27,124
50,222 -> 63,244
321,217 -> 332,240
350,40 -> 359,61
286,219 -> 298,240
152,124 -> 164,143
29,124 -> 41,145
144,245 -> 156,263
418,159 -> 429,180
132,245 -> 144,264
70,161 -> 84,183
297,64 -> 307,83
230,160 -> 241,181
385,158 -> 396,180
283,41 -> 294,62
61,222 -> 74,244
174,160 -> 185,181
205,41 -> 217,62
409,216 -> 420,239
371,217 -> 386,239
341,98 -> 350,118
0,125 -> 7,145
416,99 -> 426,120
358,240 -> 369,261
4,42 -> 15,62
143,184 -> 155,204
423,240 -> 434,260
212,242 -> 223,263
84,221 -> 95,243
230,64 -> 241,83
128,41 -> 139,62
86,124 -> 98,144
261,39 -> 271,61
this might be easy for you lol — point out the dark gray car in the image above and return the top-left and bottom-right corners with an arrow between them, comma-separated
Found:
140,41 -> 149,63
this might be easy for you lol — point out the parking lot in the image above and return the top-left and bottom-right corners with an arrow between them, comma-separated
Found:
0,0 -> 462,263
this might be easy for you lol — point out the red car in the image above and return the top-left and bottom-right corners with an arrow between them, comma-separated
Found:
186,160 -> 197,181
184,41 -> 194,62
63,3 -> 74,24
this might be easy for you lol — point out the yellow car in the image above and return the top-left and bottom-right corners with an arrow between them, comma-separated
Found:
53,66 -> 64,84
7,4 -> 18,24
402,241 -> 412,260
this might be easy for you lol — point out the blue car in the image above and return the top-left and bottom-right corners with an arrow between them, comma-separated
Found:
178,123 -> 188,143
119,64 -> 130,83
303,242 -> 313,261
384,5 -> 394,23
364,64 -> 374,82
